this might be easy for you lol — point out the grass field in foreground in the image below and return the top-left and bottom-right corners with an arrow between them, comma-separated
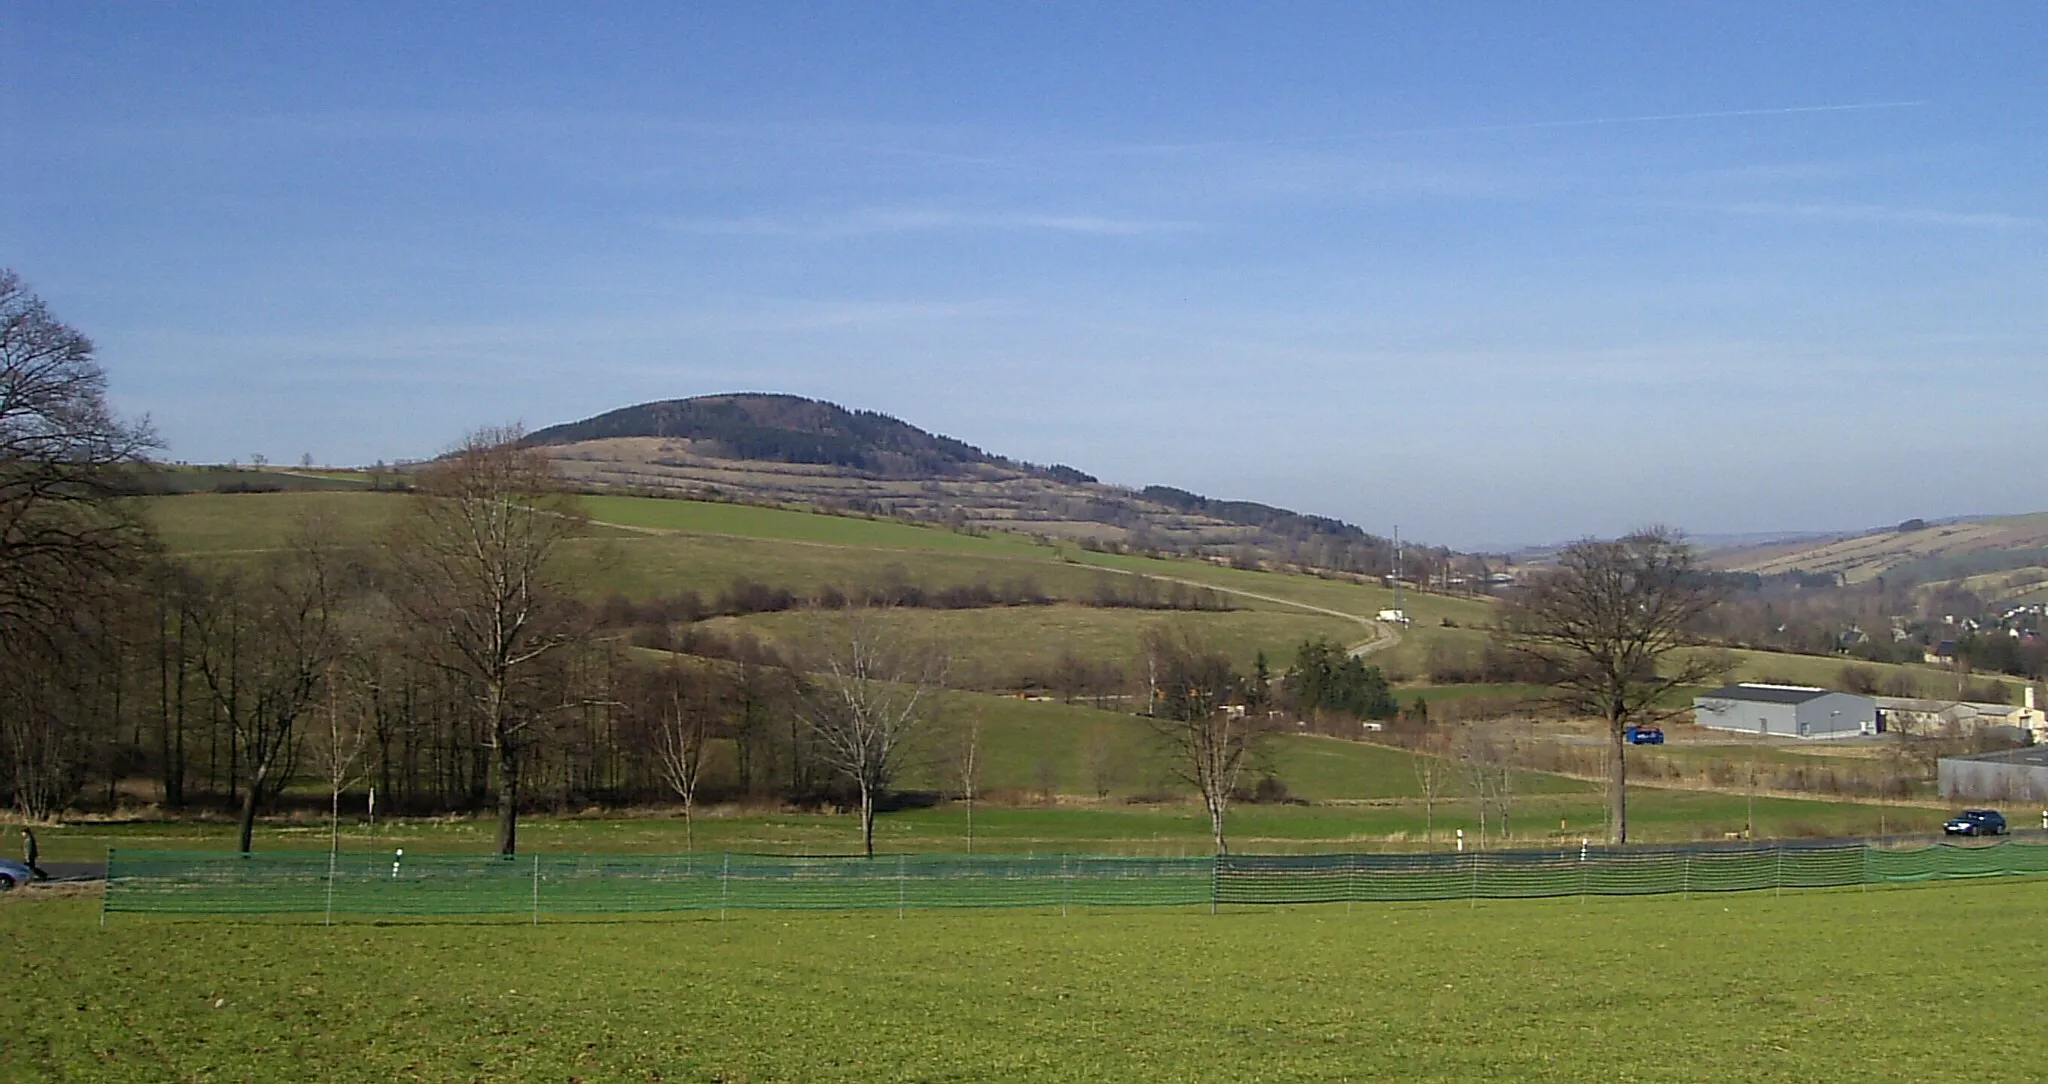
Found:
23,786 -> 1951,864
5,879 -> 2044,1081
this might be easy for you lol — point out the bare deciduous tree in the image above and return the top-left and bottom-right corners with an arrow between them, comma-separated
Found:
793,606 -> 946,857
1458,723 -> 1515,848
1495,527 -> 1728,844
1140,625 -> 1264,855
317,674 -> 373,855
1080,722 -> 1124,800
0,269 -> 156,645
1408,722 -> 1454,850
652,660 -> 716,852
189,522 -> 347,852
388,426 -> 587,855
951,711 -> 982,853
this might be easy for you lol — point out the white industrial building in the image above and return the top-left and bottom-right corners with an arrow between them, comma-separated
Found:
1877,688 -> 2045,742
1691,684 -> 1878,739
1940,746 -> 2048,802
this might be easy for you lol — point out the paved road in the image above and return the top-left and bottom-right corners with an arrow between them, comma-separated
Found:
25,860 -> 105,883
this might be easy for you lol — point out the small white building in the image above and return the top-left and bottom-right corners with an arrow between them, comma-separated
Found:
1692,684 -> 1878,739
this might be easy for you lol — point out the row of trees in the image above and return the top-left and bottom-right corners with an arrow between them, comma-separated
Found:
0,271 -> 969,856
2,269 -> 1770,854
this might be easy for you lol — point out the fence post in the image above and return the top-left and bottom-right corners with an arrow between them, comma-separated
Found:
897,853 -> 906,920
1683,850 -> 1691,900
1773,842 -> 1782,898
1345,853 -> 1355,913
1469,850 -> 1479,909
99,848 -> 112,929
1578,840 -> 1588,905
531,853 -> 540,927
325,849 -> 337,927
720,852 -> 730,921
1209,854 -> 1218,916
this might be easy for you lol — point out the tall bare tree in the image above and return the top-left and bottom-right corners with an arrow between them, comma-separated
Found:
1458,723 -> 1515,848
651,659 -> 716,852
1408,722 -> 1454,850
951,710 -> 982,853
793,606 -> 946,857
1140,625 -> 1264,855
1,271 -> 155,818
1495,528 -> 1727,844
317,672 -> 373,855
0,270 -> 156,644
189,522 -> 348,851
388,426 -> 586,855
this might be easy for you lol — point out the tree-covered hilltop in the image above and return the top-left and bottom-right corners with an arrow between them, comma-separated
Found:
525,392 -> 1448,580
526,393 -> 1029,479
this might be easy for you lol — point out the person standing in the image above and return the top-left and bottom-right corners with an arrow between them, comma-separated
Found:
21,826 -> 47,880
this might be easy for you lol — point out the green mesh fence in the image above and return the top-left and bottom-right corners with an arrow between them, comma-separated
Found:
102,840 -> 2048,920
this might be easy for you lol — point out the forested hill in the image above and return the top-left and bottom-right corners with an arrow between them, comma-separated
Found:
525,393 -> 1082,481
523,392 -> 1459,579
1141,486 -> 1372,543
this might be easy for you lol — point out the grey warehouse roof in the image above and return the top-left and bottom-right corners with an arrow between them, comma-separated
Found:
1695,684 -> 1837,705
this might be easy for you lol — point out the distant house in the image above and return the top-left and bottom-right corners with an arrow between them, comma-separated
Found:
1923,640 -> 1958,666
1691,684 -> 1878,739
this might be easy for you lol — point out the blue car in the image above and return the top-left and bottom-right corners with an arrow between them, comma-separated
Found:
1624,725 -> 1665,745
1943,809 -> 2007,837
0,857 -> 34,890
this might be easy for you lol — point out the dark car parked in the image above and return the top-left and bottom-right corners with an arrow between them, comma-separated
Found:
1943,809 -> 2007,837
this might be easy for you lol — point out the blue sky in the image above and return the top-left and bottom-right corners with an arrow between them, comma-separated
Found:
5,3 -> 2044,547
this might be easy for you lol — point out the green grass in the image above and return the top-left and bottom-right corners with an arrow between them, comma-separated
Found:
6,879 -> 2045,1081
137,488 -> 1986,762
140,490 -> 409,554
582,494 -> 1055,555
25,785 -> 1947,863
1071,549 -> 1497,626
713,605 -> 1365,679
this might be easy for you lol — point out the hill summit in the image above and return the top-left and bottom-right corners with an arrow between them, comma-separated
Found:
525,393 -> 1092,482
526,393 -> 1448,577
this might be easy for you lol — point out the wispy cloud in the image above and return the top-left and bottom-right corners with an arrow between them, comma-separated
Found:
1105,101 -> 1930,156
655,207 -> 1197,239
1687,200 -> 2042,230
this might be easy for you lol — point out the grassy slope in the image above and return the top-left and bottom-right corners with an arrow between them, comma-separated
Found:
151,491 -> 1960,691
134,490 -> 1983,835
8,880 -> 2046,1081
705,605 -> 1361,679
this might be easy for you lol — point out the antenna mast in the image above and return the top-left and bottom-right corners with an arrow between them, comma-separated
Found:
1393,525 -> 1404,614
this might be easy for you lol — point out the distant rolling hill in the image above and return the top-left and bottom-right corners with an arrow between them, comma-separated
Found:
1709,512 -> 2048,594
523,393 -> 1434,575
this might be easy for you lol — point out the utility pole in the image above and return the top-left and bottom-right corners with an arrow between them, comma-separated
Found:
1392,525 -> 1404,615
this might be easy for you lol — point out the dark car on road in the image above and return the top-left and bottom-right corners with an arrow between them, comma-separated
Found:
1943,809 -> 2007,837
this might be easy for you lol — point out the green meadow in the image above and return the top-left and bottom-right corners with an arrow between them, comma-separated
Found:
140,489 -> 1971,698
5,878 -> 2042,1082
